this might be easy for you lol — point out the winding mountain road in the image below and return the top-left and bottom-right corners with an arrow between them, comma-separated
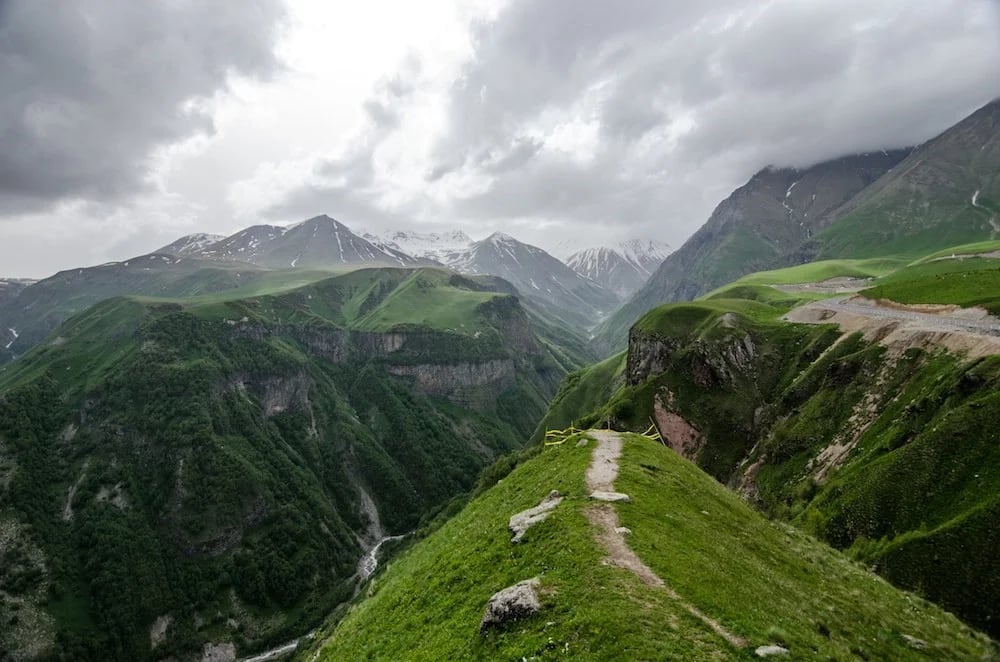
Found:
786,295 -> 1000,359
813,296 -> 1000,336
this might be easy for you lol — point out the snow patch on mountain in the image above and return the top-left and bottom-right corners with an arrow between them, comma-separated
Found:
564,239 -> 672,301
362,229 -> 473,262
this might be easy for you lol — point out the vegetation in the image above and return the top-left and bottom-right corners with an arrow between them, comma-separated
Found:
0,268 -> 578,659
308,433 -> 993,660
859,257 -> 1000,314
544,248 -> 1000,636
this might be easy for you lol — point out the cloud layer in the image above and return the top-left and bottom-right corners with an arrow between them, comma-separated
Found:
258,0 -> 1000,247
0,0 -> 285,213
1,0 -> 999,276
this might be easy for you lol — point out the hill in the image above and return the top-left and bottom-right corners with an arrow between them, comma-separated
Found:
544,255 -> 1000,637
0,268 -> 579,660
0,254 -> 334,366
306,430 -> 993,660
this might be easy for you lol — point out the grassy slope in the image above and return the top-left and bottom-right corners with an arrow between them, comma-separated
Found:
859,257 -> 1000,315
309,433 -> 993,660
532,352 -> 627,439
548,275 -> 1000,636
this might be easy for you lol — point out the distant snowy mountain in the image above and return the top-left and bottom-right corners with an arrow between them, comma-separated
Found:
167,216 -> 434,269
565,239 -> 671,300
442,232 -> 618,328
361,229 -> 473,262
155,233 -> 226,257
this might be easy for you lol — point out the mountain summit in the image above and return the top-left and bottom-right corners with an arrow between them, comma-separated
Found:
442,233 -> 619,328
565,239 -> 671,300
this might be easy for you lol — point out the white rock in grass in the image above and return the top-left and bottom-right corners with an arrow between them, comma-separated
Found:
509,491 -> 563,543
590,491 -> 630,503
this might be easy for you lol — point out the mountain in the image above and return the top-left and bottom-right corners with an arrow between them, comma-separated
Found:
361,229 -> 473,262
155,233 -> 225,257
597,99 -> 1000,355
194,215 -> 433,269
594,149 -> 910,352
0,254 -> 294,365
816,98 -> 1000,258
565,239 -> 671,300
305,429 -> 993,660
0,267 -> 579,660
442,233 -> 619,329
543,252 -> 1000,637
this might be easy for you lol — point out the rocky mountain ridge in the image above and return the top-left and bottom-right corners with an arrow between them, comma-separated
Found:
565,239 -> 672,300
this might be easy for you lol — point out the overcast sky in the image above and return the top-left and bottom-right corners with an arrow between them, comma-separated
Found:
1,0 -> 999,278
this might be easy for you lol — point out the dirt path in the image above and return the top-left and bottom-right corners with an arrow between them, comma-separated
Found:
774,276 -> 871,294
786,295 -> 1000,359
584,430 -> 747,648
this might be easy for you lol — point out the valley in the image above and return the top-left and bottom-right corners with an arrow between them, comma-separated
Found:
0,98 -> 998,661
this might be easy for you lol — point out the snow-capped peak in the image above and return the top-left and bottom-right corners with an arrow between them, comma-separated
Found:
485,231 -> 516,244
563,239 -> 672,301
155,232 -> 226,256
361,228 -> 474,261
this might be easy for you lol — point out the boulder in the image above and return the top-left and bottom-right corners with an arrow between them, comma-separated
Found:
590,491 -> 630,503
755,644 -> 790,657
480,578 -> 541,634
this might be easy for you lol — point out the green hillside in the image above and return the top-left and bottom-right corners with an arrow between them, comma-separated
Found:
541,257 -> 1000,637
307,432 -> 993,660
860,256 -> 1000,314
0,268 -> 579,660
0,254 -> 343,365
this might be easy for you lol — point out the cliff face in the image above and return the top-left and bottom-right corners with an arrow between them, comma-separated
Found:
571,304 -> 1000,636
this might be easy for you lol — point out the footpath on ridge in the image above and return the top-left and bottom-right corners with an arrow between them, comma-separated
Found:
583,430 -> 749,650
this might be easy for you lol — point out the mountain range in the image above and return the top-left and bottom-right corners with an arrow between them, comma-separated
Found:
595,98 -> 1000,352
1,97 -> 998,661
564,239 -> 671,300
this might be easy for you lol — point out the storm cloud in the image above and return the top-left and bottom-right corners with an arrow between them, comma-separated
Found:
0,0 -> 285,212
1,0 -> 998,277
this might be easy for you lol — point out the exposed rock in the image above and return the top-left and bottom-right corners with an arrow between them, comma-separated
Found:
261,372 -> 311,416
590,491 -> 630,503
626,332 -> 679,386
387,360 -> 517,411
480,578 -> 541,634
95,482 -> 130,510
150,614 -> 172,648
201,641 -> 236,662
575,438 -> 589,448
509,491 -> 563,543
653,389 -> 704,459
62,459 -> 90,522
614,526 -> 632,535
902,634 -> 928,650
755,644 -> 790,656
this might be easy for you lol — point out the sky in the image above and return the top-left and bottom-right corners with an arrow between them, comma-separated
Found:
1,0 -> 999,278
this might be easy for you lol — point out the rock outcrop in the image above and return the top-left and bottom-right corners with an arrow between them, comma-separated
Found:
508,491 -> 563,543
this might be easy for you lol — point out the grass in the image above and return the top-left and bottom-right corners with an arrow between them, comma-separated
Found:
724,258 -> 905,286
532,352 -> 627,438
859,257 -> 1000,314
307,433 -> 994,660
914,240 -> 1000,263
